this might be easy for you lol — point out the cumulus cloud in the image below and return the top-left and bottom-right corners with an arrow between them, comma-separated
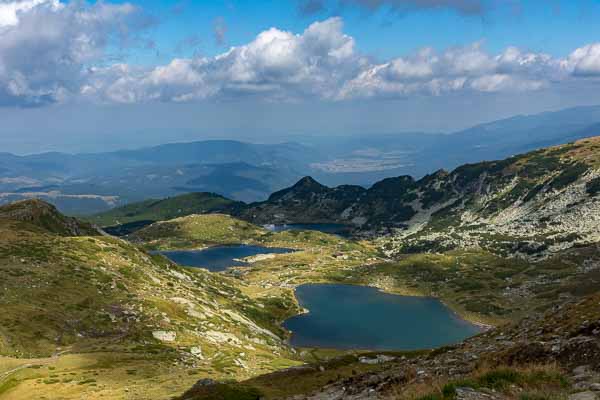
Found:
566,43 -> 600,77
0,0 -> 151,106
2,2 -> 600,107
337,43 -> 560,99
85,17 -> 364,103
0,0 -> 59,26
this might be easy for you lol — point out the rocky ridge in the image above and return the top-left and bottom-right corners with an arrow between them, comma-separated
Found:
238,137 -> 600,259
0,199 -> 101,236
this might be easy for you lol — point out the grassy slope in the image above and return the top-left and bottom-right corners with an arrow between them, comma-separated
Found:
5,138 -> 600,398
131,211 -> 600,328
87,192 -> 238,227
0,206 -> 304,399
179,291 -> 600,400
0,199 -> 99,236
129,214 -> 268,250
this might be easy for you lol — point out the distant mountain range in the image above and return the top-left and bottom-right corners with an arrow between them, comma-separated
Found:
2,105 -> 600,215
97,135 -> 600,260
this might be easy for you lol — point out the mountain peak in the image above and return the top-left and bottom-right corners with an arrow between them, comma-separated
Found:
293,176 -> 326,189
0,199 -> 99,236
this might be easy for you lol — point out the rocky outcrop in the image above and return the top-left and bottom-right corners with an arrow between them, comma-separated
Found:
237,137 -> 600,258
0,198 -> 101,236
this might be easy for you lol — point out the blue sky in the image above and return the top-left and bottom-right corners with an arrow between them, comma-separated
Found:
1,0 -> 600,153
124,0 -> 600,64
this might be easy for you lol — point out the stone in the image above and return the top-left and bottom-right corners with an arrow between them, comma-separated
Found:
568,392 -> 598,400
574,366 -> 592,375
190,346 -> 203,359
152,330 -> 176,342
193,378 -> 216,388
358,355 -> 396,365
455,387 -> 503,400
575,374 -> 593,382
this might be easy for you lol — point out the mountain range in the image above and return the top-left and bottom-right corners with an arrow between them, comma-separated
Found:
3,105 -> 600,215
94,135 -> 600,261
2,136 -> 600,399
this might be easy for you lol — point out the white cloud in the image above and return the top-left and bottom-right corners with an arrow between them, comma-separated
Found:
337,43 -> 560,99
0,0 -> 60,27
1,2 -> 600,107
77,21 -> 600,104
86,17 -> 364,103
566,43 -> 600,77
0,0 -> 148,106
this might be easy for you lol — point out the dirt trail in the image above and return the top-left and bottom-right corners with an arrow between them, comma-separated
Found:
0,350 -> 69,382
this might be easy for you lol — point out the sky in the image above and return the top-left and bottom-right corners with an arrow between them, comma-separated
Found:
1,0 -> 600,154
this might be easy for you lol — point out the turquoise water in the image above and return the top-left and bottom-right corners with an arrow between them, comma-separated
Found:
283,284 -> 482,350
158,245 -> 293,272
263,223 -> 351,237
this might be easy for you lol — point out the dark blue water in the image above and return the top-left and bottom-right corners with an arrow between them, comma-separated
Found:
159,245 -> 293,272
283,284 -> 482,350
263,223 -> 351,237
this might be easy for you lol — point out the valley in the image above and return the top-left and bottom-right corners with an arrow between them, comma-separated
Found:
4,2 -> 600,399
1,137 -> 600,399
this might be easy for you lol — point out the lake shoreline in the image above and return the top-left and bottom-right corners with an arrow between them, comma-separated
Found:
282,283 -> 484,351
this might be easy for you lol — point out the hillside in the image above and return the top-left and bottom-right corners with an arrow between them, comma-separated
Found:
128,213 -> 268,250
180,291 -> 600,400
88,192 -> 242,235
0,141 -> 313,214
0,200 -> 302,399
238,136 -> 600,258
0,199 -> 100,236
126,209 -> 600,327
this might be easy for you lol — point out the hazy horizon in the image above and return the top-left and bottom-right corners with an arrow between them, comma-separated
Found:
2,0 -> 600,154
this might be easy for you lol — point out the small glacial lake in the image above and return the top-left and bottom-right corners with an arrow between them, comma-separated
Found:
263,223 -> 351,237
283,284 -> 482,350
158,245 -> 293,272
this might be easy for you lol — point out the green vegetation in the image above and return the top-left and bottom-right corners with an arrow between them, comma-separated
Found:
413,365 -> 569,400
129,213 -> 267,250
4,136 -> 600,400
88,192 -> 239,227
0,201 -> 301,399
0,199 -> 98,236
586,176 -> 600,196
179,350 -> 427,400
548,162 -> 588,190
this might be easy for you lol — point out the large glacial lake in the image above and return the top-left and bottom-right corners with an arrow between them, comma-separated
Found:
158,245 -> 293,272
263,223 -> 351,237
283,284 -> 482,350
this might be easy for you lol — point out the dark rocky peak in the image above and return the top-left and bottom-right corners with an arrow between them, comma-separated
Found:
268,176 -> 330,202
368,176 -> 417,198
292,176 -> 328,191
418,169 -> 450,186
